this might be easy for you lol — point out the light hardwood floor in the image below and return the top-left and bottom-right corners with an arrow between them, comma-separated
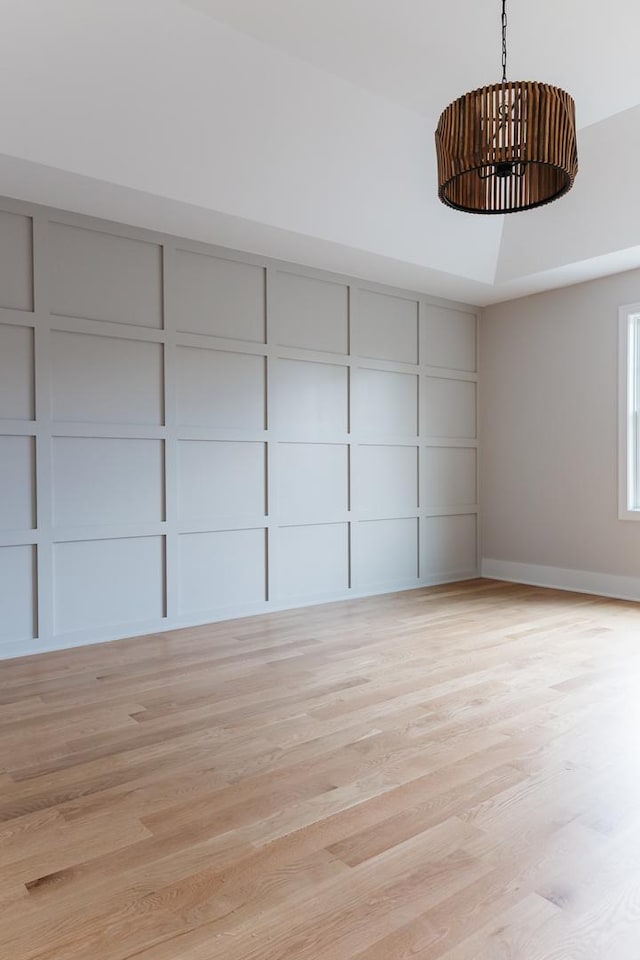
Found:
2,579 -> 640,959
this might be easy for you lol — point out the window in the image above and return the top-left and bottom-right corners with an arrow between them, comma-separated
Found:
619,304 -> 640,520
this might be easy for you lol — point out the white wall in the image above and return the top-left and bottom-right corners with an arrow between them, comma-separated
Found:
0,197 -> 479,659
481,268 -> 640,599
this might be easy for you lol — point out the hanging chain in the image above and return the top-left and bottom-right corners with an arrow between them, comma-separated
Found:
501,0 -> 508,83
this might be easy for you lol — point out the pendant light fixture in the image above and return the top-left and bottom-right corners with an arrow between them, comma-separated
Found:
435,0 -> 578,214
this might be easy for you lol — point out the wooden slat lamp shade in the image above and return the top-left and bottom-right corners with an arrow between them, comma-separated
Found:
435,81 -> 578,214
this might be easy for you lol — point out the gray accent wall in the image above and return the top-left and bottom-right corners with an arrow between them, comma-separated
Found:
0,197 -> 479,659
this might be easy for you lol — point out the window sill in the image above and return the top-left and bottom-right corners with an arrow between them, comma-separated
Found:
618,507 -> 640,522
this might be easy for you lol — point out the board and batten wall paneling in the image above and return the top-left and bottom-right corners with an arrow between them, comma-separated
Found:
0,196 -> 479,659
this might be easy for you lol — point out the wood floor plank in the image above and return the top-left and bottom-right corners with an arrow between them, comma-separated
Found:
1,579 -> 640,959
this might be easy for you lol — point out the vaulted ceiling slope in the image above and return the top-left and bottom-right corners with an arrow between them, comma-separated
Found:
1,0 -> 639,305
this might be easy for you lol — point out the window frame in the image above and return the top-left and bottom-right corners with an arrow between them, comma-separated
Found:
619,303 -> 640,521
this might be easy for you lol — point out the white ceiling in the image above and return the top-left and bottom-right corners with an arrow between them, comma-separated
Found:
184,0 -> 640,129
0,0 -> 639,306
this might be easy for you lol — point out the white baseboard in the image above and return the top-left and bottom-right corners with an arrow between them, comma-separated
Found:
482,558 -> 640,603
